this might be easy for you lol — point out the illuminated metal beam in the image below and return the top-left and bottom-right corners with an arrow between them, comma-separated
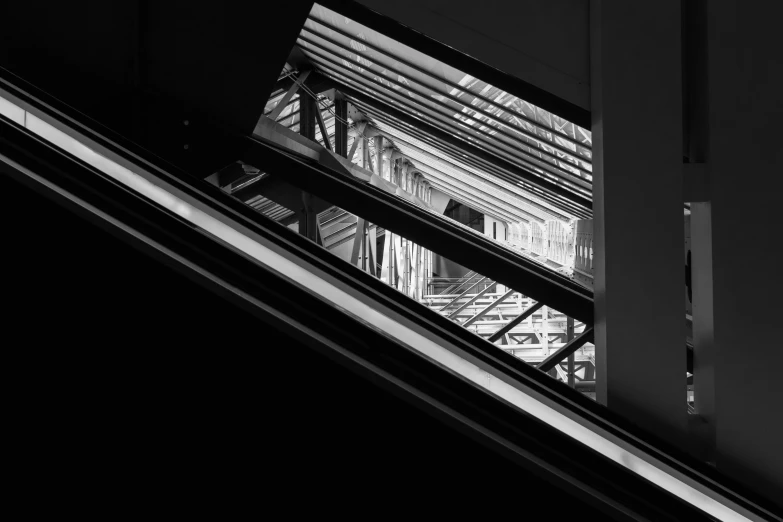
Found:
538,327 -> 595,373
297,34 -> 591,180
347,122 -> 366,161
303,5 -> 590,128
426,178 -> 526,224
350,217 -> 367,267
314,97 -> 333,152
439,276 -> 488,312
267,70 -> 311,122
488,302 -> 544,343
365,121 -> 570,223
439,271 -> 478,295
462,289 -> 516,327
313,71 -> 593,209
447,284 -> 496,319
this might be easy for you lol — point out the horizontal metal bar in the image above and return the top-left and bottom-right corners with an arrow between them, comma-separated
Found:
538,327 -> 595,373
488,302 -> 545,342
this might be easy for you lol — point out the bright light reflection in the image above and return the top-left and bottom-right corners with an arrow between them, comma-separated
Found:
0,92 -> 759,522
0,96 -> 25,125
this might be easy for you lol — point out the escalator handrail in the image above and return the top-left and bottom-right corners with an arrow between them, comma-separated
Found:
0,112 -> 740,522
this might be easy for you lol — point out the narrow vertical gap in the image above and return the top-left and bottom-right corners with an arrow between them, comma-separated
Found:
683,0 -> 714,463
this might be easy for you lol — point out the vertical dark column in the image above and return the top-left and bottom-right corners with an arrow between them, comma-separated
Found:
299,192 -> 318,242
567,316 -> 575,388
334,97 -> 348,158
705,0 -> 783,502
362,221 -> 368,272
590,0 -> 686,446
299,87 -> 317,240
299,88 -> 316,141
375,136 -> 384,177
362,137 -> 370,170
683,0 -> 715,462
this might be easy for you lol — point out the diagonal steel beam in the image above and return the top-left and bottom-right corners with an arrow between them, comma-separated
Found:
439,276 -> 488,312
488,302 -> 544,343
267,70 -> 311,122
448,283 -> 496,319
439,270 -> 477,295
463,288 -> 516,327
350,217 -> 366,266
314,98 -> 333,152
537,327 -> 595,373
242,137 -> 595,323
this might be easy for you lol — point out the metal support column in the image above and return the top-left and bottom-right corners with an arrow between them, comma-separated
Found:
314,99 -> 333,152
298,82 -> 318,241
591,0 -> 686,445
375,136 -> 383,177
567,316 -> 575,388
362,136 -> 370,170
350,217 -> 366,268
347,122 -> 366,162
299,84 -> 316,140
299,192 -> 318,242
334,97 -> 348,158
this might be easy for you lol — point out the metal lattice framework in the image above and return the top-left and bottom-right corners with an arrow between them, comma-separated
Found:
238,2 -> 603,394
